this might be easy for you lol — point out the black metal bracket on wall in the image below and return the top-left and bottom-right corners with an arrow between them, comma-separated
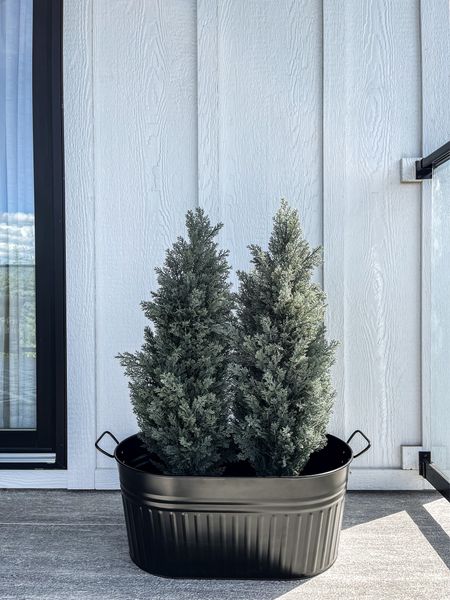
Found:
415,141 -> 450,180
419,451 -> 450,502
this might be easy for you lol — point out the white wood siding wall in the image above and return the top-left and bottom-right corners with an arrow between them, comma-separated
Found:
12,0 -> 444,489
324,0 -> 423,478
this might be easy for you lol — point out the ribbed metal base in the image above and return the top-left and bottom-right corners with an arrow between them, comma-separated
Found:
122,494 -> 345,578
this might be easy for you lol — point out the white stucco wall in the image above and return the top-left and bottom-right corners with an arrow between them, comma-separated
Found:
51,0 -> 449,490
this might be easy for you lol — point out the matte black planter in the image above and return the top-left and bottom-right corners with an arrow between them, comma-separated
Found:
96,430 -> 370,579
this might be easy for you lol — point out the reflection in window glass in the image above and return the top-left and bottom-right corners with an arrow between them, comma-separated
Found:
0,0 -> 36,429
431,160 -> 450,479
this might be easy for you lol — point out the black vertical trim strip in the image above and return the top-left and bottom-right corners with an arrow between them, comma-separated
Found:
419,452 -> 450,503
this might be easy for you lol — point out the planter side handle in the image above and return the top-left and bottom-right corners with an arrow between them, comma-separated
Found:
346,430 -> 371,459
95,430 -> 120,459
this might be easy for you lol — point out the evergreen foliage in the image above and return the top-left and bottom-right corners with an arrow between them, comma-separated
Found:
232,201 -> 337,476
118,209 -> 234,476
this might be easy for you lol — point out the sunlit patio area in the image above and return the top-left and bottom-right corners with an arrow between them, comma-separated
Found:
0,490 -> 449,600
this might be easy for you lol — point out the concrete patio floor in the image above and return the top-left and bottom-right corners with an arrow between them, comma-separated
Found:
0,490 -> 449,600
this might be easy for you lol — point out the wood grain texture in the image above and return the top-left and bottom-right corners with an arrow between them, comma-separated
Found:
63,0 -> 96,488
95,468 -> 119,490
212,0 -> 323,283
92,0 -> 198,469
420,0 -> 450,155
327,0 -> 422,468
420,0 -> 450,455
57,0 -> 433,490
0,471 -> 68,489
323,1 -> 347,438
197,0 -> 219,218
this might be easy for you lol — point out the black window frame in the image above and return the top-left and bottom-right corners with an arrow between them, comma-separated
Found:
0,0 -> 66,469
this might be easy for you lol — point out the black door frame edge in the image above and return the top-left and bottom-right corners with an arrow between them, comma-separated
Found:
0,0 -> 66,470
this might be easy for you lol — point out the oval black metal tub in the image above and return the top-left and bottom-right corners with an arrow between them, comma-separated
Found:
96,430 -> 370,579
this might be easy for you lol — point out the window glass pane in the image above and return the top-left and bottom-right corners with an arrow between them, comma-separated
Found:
0,0 -> 36,430
431,160 -> 450,479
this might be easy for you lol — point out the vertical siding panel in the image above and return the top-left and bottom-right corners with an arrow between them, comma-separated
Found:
64,0 -> 96,488
216,0 -> 323,280
420,0 -> 450,154
324,0 -> 422,468
323,0 -> 348,439
93,0 -> 198,464
197,0 -> 219,219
